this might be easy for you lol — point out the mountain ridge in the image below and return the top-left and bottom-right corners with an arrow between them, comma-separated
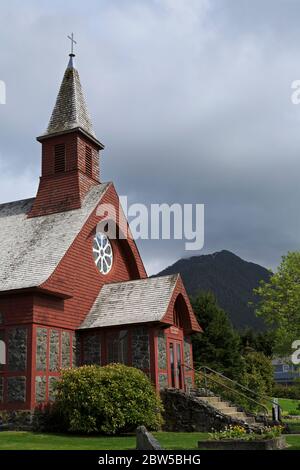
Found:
156,250 -> 271,330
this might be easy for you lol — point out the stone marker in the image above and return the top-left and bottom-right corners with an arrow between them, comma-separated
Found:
136,426 -> 162,450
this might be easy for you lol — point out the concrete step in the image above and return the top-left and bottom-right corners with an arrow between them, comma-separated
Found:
196,396 -> 258,424
216,406 -> 237,415
196,394 -> 259,425
244,417 -> 256,424
215,403 -> 238,412
197,396 -> 220,405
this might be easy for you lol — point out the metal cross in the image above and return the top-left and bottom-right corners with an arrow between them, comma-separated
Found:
67,33 -> 77,55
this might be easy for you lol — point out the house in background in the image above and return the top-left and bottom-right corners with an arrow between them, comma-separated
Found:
272,357 -> 300,385
0,51 -> 202,416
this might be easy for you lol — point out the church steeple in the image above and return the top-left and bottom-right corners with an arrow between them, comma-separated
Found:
29,45 -> 105,218
37,51 -> 103,148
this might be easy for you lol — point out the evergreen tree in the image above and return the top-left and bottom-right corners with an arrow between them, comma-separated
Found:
240,328 -> 275,357
191,291 -> 244,380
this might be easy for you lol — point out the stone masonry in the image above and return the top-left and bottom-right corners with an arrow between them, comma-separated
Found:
83,334 -> 101,365
36,328 -> 47,371
132,327 -> 150,370
7,327 -> 27,371
157,331 -> 167,369
7,376 -> 26,403
61,331 -> 71,369
49,330 -> 59,371
161,389 -> 259,433
35,376 -> 46,403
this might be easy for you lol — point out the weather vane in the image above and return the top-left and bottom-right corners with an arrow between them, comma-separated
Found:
67,33 -> 77,56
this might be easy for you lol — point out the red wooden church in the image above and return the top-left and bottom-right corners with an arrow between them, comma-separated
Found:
0,52 -> 202,414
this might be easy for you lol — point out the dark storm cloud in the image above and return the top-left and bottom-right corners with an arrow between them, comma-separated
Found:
1,0 -> 300,274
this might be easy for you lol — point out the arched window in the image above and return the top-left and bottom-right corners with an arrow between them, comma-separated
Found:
173,294 -> 192,331
173,306 -> 183,328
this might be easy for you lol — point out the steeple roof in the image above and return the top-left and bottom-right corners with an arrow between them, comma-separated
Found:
38,55 -> 103,147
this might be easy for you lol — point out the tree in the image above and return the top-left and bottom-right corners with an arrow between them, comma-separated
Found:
242,351 -> 274,397
192,291 -> 244,380
240,328 -> 276,357
254,252 -> 300,354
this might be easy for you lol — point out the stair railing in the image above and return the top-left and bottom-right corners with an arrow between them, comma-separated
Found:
183,364 -> 280,421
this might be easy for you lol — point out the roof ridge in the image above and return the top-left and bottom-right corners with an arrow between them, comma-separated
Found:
102,273 -> 179,288
0,196 -> 35,208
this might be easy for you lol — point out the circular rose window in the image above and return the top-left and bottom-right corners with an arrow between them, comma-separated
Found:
93,232 -> 113,275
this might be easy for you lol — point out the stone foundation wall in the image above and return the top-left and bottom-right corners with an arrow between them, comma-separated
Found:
0,410 -> 33,430
161,389 -> 257,433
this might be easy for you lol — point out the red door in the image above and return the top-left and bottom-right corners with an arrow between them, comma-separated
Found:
168,340 -> 184,390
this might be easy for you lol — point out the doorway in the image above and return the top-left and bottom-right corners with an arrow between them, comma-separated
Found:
168,340 -> 184,390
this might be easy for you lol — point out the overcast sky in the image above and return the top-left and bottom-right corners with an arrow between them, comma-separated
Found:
1,0 -> 300,275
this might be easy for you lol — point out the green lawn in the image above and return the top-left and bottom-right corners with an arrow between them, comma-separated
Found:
279,398 -> 300,415
283,435 -> 300,450
0,431 -> 299,450
283,419 -> 300,434
0,432 -> 209,450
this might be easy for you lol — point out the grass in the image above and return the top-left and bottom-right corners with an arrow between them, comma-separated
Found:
0,431 -> 299,450
153,432 -> 209,450
283,419 -> 300,434
283,435 -> 300,450
0,432 -> 210,451
279,398 -> 300,415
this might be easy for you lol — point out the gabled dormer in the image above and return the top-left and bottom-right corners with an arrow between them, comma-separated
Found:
28,54 -> 104,218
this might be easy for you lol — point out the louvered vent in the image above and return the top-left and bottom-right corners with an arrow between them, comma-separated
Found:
54,144 -> 66,173
85,146 -> 93,177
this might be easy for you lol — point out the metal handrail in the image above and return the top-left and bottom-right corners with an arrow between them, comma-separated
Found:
183,363 -> 279,419
198,365 -> 279,409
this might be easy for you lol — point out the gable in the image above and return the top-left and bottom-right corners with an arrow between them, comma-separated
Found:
0,183 -> 110,292
79,275 -> 179,329
79,274 -> 202,333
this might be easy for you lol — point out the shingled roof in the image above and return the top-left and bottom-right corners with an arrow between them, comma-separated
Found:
0,183 -> 109,292
38,56 -> 100,144
80,274 -> 179,329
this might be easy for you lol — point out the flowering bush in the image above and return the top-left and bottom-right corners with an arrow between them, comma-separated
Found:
209,424 -> 284,441
209,425 -> 247,440
261,425 -> 284,438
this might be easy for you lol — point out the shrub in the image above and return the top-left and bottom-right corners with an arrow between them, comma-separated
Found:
52,364 -> 163,435
33,402 -> 66,432
242,351 -> 274,397
195,351 -> 274,414
273,382 -> 300,400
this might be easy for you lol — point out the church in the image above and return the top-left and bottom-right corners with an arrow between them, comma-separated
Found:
0,49 -> 202,414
